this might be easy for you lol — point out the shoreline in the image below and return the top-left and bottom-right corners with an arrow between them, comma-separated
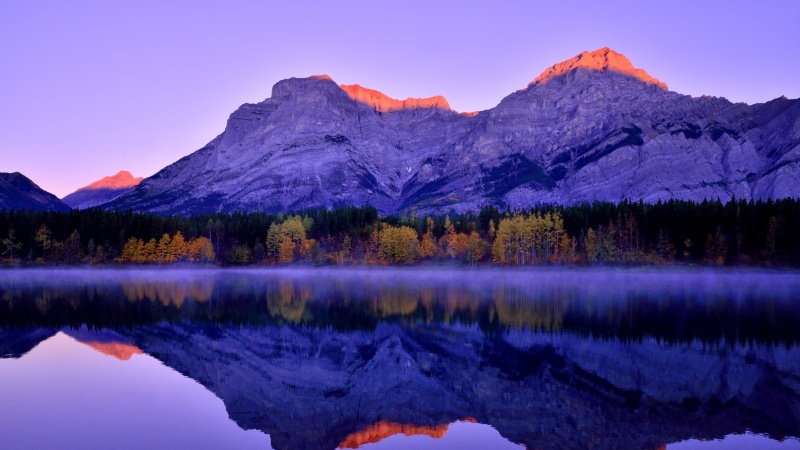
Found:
1,263 -> 798,275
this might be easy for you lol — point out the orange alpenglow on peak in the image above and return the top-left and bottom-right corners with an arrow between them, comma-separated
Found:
338,418 -> 477,448
339,83 -> 451,113
81,341 -> 144,361
77,170 -> 143,192
530,47 -> 668,90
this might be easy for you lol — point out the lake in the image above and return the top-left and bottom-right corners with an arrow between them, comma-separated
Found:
1,267 -> 799,450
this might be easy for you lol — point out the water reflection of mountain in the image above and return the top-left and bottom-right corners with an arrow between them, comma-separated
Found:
118,323 -> 800,449
7,323 -> 797,450
336,419 -> 477,448
1,269 -> 799,449
2,323 -> 799,449
0,328 -> 57,358
61,328 -> 144,360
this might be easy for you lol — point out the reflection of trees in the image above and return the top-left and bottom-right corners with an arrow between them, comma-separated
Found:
35,293 -> 50,316
122,280 -> 213,307
444,289 -> 480,324
1,273 -> 799,346
266,280 -> 311,324
492,285 -> 568,332
373,286 -> 419,318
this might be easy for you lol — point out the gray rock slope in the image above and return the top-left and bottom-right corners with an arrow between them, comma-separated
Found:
106,48 -> 800,215
0,172 -> 71,212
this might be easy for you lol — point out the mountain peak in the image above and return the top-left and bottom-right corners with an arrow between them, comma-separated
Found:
0,172 -> 71,212
310,74 -> 333,81
530,47 -> 667,90
339,83 -> 451,113
80,170 -> 143,191
62,170 -> 143,209
0,172 -> 41,191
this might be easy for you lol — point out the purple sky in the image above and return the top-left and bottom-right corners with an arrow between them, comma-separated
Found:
2,0 -> 799,198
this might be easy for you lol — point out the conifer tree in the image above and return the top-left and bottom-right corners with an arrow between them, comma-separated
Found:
63,230 -> 82,264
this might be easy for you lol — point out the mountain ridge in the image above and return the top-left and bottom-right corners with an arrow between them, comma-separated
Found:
340,83 -> 452,113
104,48 -> 800,215
0,172 -> 71,212
62,170 -> 143,209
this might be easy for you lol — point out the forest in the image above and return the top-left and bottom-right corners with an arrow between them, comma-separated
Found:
0,198 -> 798,267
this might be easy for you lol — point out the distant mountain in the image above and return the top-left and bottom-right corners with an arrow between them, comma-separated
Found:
0,172 -> 71,212
106,47 -> 800,215
63,170 -> 143,209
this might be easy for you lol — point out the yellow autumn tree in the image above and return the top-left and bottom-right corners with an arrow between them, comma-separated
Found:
119,233 -> 213,263
169,231 -> 188,262
465,232 -> 486,265
156,234 -> 172,262
492,212 -> 569,265
188,236 -> 215,262
120,237 -> 141,262
266,215 -> 313,263
278,236 -> 295,263
378,224 -> 419,264
418,217 -> 437,259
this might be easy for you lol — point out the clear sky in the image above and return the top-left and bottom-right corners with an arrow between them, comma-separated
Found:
1,0 -> 799,198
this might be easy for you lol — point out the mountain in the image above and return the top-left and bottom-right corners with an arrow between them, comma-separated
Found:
0,172 -> 71,212
106,48 -> 800,215
62,170 -> 143,209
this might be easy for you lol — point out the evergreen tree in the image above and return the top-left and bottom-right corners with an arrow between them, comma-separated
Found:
63,230 -> 82,264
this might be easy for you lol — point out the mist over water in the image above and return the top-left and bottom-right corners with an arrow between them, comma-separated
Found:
1,267 -> 799,449
3,266 -> 798,301
1,267 -> 798,345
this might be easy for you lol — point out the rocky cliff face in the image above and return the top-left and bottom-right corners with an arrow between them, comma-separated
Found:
105,48 -> 800,215
0,172 -> 71,212
62,170 -> 143,209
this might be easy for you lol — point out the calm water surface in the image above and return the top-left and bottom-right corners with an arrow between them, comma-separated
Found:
1,267 -> 799,450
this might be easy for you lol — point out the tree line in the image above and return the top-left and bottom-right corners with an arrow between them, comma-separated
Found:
0,198 -> 798,266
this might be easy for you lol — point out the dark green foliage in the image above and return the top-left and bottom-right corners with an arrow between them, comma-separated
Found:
0,198 -> 798,266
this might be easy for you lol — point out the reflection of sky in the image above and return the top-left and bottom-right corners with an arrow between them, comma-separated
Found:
336,421 -> 524,450
1,331 -> 528,450
669,433 -> 800,449
0,332 -> 272,450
